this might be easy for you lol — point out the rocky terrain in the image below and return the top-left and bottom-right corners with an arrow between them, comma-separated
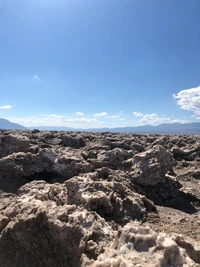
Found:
1,130 -> 200,266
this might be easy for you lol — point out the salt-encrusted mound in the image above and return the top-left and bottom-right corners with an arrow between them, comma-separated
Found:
0,181 -> 198,267
0,130 -> 200,266
82,221 -> 196,267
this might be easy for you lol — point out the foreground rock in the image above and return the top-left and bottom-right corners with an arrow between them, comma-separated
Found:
0,180 -> 199,267
0,130 -> 200,266
127,144 -> 175,185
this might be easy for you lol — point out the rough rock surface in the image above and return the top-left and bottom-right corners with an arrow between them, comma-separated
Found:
1,130 -> 200,266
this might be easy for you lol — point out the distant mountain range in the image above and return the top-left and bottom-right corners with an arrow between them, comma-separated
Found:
0,118 -> 27,130
29,122 -> 200,135
1,118 -> 200,134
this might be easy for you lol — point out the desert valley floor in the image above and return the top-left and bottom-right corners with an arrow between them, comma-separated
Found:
1,130 -> 200,266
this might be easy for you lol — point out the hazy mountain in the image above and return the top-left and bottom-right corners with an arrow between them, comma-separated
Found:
29,122 -> 200,135
2,119 -> 200,134
0,118 -> 27,130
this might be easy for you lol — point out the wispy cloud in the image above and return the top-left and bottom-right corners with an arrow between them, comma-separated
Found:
0,105 -> 12,109
105,110 -> 124,120
106,115 -> 120,119
76,112 -> 84,116
34,75 -> 41,81
42,114 -> 101,124
94,112 -> 108,117
133,111 -> 143,117
6,114 -> 105,128
132,109 -> 187,125
173,85 -> 200,118
139,113 -> 187,126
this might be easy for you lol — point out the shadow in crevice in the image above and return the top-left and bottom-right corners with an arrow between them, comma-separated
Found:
26,171 -> 66,184
0,171 -> 67,194
133,178 -> 199,214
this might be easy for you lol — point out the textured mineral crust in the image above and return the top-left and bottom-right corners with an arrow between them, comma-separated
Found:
1,130 -> 200,266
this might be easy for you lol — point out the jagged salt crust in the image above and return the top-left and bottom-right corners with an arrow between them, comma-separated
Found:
1,130 -> 200,266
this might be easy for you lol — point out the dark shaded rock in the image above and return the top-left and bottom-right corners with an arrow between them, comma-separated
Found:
31,129 -> 40,134
61,135 -> 86,149
171,146 -> 192,161
0,134 -> 29,157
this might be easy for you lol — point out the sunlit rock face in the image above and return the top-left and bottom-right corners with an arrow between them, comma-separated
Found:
0,130 -> 200,267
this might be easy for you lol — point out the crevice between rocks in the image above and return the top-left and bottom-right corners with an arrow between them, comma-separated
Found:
0,171 -> 67,194
133,177 -> 200,214
26,171 -> 66,184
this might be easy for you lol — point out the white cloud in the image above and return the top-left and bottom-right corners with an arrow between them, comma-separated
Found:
173,85 -> 200,118
42,114 -> 67,120
0,105 -> 12,109
106,111 -> 124,120
76,112 -> 84,116
132,109 -> 188,125
139,113 -> 187,126
133,111 -> 143,117
41,114 -> 102,124
106,115 -> 120,119
6,114 -> 105,128
65,118 -> 100,124
94,112 -> 108,117
34,75 -> 41,81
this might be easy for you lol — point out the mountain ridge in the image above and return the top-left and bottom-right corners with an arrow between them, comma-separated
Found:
1,118 -> 200,134
28,122 -> 200,135
0,118 -> 27,130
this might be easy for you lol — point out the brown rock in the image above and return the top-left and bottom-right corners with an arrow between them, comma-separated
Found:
129,145 -> 175,185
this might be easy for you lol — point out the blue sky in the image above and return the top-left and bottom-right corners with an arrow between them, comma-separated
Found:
1,0 -> 200,128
